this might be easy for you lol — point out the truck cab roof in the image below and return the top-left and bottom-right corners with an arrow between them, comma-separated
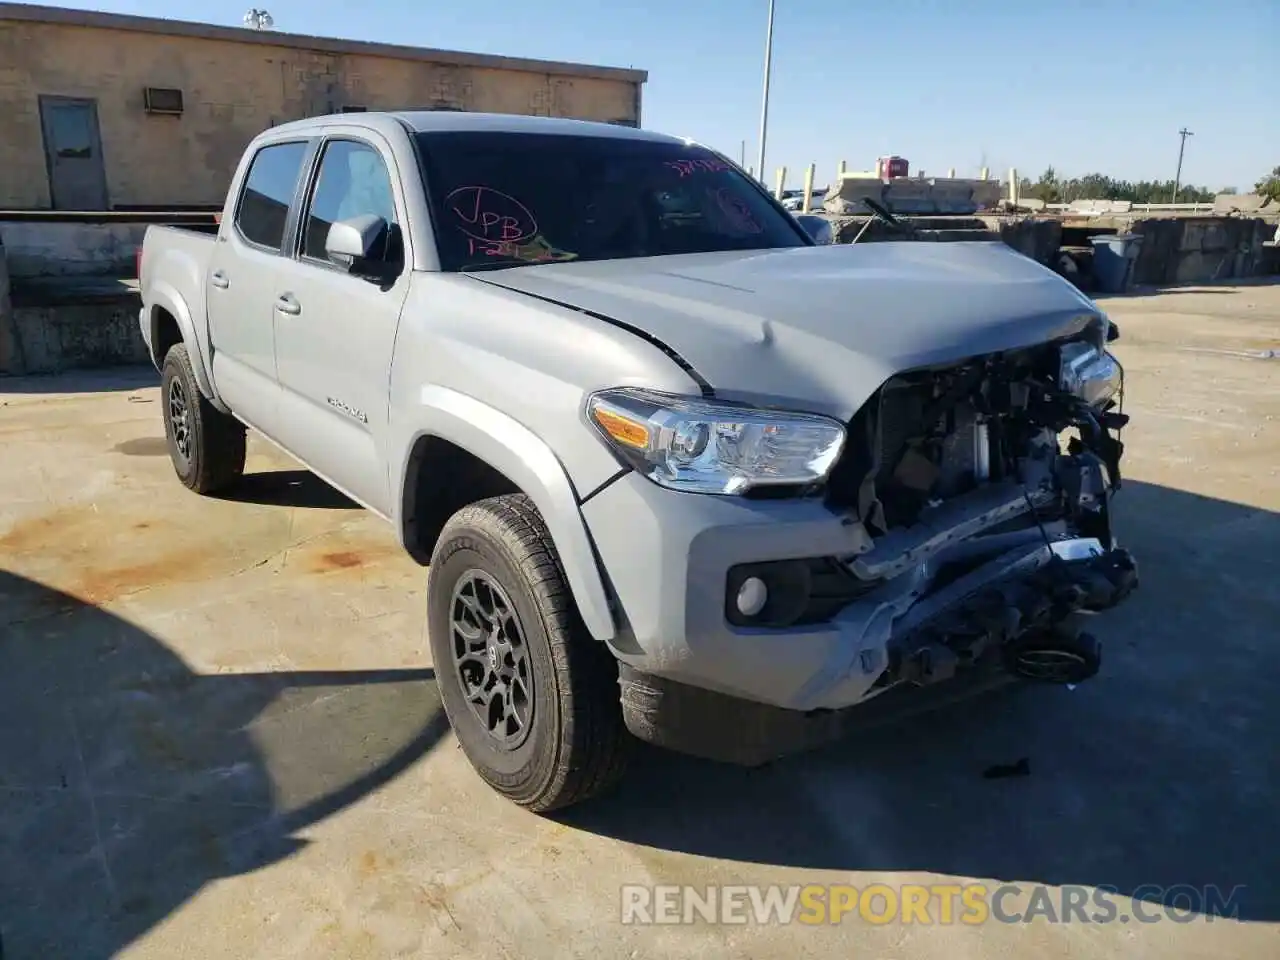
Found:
265,110 -> 679,144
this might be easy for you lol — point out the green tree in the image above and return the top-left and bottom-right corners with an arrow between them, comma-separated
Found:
1029,166 -> 1060,203
1256,167 -> 1280,202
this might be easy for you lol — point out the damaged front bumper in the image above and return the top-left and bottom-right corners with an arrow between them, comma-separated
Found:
582,463 -> 1138,766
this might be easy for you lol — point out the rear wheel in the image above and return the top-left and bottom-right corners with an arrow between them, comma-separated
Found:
160,343 -> 246,494
427,494 -> 630,812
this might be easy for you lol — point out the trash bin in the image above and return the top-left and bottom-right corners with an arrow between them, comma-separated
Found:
1089,233 -> 1144,293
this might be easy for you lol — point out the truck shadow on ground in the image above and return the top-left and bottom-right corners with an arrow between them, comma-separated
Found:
212,469 -> 360,510
0,570 -> 447,959
563,479 -> 1280,923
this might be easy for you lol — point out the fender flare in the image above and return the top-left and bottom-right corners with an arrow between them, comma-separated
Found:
146,281 -> 226,410
397,386 -> 617,643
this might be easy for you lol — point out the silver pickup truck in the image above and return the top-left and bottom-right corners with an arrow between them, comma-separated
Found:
139,111 -> 1137,812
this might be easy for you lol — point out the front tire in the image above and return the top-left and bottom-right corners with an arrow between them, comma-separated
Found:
160,343 -> 246,494
427,494 -> 630,812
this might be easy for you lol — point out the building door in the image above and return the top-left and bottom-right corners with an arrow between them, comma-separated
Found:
38,96 -> 108,210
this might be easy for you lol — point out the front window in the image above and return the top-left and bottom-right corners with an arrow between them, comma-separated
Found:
413,131 -> 808,271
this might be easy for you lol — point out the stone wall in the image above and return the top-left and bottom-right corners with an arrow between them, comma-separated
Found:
979,217 -> 1063,265
0,12 -> 642,209
1128,216 -> 1272,286
1,278 -> 145,376
0,231 -> 17,374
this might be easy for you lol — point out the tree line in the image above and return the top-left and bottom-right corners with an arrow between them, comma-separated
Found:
1020,165 -> 1280,205
1019,167 -> 1216,204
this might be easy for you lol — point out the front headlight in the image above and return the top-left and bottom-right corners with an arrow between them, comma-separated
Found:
586,388 -> 846,495
1059,341 -> 1122,407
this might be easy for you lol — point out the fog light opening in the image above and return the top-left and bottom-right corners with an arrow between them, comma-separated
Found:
736,576 -> 768,617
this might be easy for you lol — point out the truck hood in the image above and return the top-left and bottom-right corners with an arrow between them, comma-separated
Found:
471,241 -> 1101,418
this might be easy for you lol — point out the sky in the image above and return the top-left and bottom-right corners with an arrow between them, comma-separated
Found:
47,0 -> 1277,191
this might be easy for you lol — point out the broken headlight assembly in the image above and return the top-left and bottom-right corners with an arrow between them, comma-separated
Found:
586,388 -> 846,495
1058,341 -> 1122,408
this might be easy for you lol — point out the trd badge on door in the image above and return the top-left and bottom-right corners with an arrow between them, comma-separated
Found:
326,396 -> 368,424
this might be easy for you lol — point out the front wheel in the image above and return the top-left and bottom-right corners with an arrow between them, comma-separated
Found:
427,494 -> 630,812
160,343 -> 246,494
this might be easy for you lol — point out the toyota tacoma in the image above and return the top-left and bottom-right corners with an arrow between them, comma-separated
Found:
138,112 -> 1137,811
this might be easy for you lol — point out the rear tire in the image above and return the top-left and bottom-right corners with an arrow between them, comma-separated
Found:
160,343 -> 246,494
427,493 -> 630,812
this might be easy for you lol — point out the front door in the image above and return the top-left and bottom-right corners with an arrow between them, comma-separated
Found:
271,134 -> 410,515
38,96 -> 108,210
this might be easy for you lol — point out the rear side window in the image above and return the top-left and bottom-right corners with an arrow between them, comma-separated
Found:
235,141 -> 309,251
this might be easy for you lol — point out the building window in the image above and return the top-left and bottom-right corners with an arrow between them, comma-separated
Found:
340,106 -> 367,113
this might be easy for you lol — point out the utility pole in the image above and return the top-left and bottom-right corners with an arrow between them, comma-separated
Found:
756,0 -> 776,184
1172,127 -> 1194,203
740,139 -> 746,167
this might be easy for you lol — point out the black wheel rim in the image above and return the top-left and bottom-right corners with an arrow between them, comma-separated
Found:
449,569 -> 535,748
167,377 -> 191,465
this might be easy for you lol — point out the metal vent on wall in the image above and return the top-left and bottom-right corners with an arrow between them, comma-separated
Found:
144,87 -> 184,115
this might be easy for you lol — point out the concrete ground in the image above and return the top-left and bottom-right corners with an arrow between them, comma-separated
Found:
1,281 -> 1278,959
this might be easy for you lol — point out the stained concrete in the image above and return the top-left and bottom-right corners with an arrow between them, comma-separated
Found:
1,282 -> 1279,958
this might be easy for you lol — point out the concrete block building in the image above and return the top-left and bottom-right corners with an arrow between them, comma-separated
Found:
0,3 -> 647,210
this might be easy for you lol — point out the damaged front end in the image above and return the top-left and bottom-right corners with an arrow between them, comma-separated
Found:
819,316 -> 1138,696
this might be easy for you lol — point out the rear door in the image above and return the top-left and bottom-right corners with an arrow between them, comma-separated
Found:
270,131 -> 412,515
206,138 -> 315,435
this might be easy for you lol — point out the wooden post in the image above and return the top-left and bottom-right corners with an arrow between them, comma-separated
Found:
980,167 -> 989,181
774,166 -> 787,200
838,159 -> 847,180
1008,167 -> 1019,206
802,163 -> 815,213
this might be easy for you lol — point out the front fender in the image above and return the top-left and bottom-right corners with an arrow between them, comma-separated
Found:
395,385 -> 617,643
146,280 -> 225,410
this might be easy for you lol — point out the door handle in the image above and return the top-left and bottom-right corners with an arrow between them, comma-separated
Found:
275,293 -> 302,316
210,270 -> 230,289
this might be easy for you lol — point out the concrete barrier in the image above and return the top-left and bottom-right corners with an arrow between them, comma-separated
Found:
1212,193 -> 1272,214
0,221 -> 147,280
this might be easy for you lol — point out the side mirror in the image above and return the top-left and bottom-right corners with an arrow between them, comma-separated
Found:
325,214 -> 389,272
795,214 -> 834,246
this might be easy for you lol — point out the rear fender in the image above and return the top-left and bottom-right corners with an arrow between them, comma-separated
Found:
146,280 -> 226,411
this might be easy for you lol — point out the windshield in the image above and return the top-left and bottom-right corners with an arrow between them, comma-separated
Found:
413,131 -> 809,271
